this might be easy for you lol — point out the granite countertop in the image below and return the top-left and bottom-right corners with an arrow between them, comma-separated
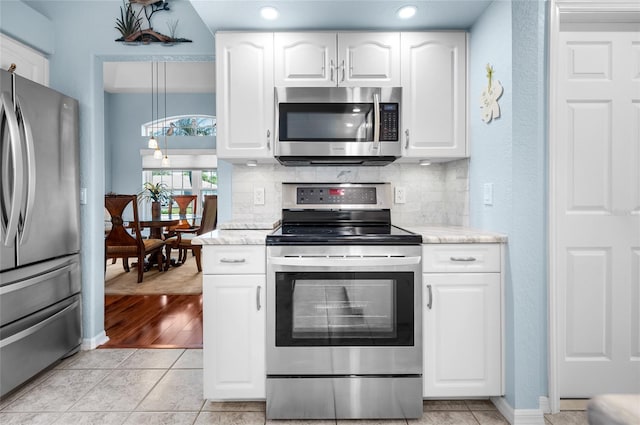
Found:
193,220 -> 506,245
192,229 -> 273,245
404,226 -> 507,244
217,219 -> 281,230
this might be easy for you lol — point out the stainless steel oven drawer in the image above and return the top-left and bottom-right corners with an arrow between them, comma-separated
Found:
422,244 -> 501,273
266,376 -> 422,419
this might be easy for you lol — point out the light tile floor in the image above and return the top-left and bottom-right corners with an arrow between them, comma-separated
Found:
0,349 -> 588,425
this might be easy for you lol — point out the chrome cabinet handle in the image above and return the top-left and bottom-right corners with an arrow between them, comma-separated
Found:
330,59 -> 335,82
426,284 -> 433,310
256,285 -> 262,311
450,256 -> 477,262
405,129 -> 410,149
266,129 -> 271,150
341,59 -> 346,83
220,257 -> 246,263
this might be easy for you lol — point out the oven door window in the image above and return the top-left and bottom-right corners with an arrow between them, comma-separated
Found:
275,272 -> 414,346
278,103 -> 374,142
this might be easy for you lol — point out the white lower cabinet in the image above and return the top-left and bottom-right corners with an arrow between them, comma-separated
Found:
202,246 -> 266,400
422,244 -> 503,397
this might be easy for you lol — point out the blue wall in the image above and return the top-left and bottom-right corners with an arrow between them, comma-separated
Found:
0,0 -> 54,54
105,92 -> 216,195
3,0 -> 217,345
469,0 -> 548,410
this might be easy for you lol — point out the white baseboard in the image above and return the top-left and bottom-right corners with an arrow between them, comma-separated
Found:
81,331 -> 109,350
539,396 -> 551,414
491,396 -> 545,425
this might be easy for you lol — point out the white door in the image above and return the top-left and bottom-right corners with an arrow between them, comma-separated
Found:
215,33 -> 274,159
423,273 -> 502,397
554,30 -> 640,396
274,32 -> 336,87
338,33 -> 400,87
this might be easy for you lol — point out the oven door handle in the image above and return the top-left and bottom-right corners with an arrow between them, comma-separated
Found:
269,256 -> 421,268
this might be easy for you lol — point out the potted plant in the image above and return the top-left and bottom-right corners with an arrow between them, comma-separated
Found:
138,182 -> 171,218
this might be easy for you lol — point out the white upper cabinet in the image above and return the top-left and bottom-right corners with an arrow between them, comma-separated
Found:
400,32 -> 467,160
215,32 -> 275,161
274,32 -> 400,87
0,34 -> 49,86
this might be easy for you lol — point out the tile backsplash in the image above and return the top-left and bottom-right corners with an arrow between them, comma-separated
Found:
231,159 -> 469,227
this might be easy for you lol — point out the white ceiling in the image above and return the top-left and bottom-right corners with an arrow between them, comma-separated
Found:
190,0 -> 493,32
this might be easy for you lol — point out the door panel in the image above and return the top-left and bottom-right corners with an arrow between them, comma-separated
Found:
556,31 -> 640,396
14,75 -> 79,266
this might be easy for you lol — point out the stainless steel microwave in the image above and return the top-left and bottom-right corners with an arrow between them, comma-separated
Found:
274,87 -> 402,166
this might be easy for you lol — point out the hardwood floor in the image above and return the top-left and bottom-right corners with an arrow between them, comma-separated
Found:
100,294 -> 203,348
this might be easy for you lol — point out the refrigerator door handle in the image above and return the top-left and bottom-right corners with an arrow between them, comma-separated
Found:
0,91 -> 24,247
15,96 -> 36,244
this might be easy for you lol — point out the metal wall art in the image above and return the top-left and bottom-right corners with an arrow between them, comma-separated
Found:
115,0 -> 192,45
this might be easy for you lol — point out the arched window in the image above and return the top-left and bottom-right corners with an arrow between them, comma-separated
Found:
141,115 -> 216,137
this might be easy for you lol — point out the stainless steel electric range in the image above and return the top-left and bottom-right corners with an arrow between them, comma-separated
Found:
266,182 -> 423,420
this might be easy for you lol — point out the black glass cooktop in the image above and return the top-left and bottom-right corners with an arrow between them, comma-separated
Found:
266,224 -> 422,245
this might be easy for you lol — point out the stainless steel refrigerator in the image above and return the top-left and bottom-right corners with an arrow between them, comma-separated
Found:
0,69 -> 81,397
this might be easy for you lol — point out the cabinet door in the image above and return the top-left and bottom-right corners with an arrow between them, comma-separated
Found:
274,32 -> 336,87
0,34 -> 49,86
215,33 -> 274,160
203,274 -> 265,399
338,33 -> 400,87
401,32 -> 467,159
423,272 -> 501,397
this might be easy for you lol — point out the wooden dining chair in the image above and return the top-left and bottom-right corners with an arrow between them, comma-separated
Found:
105,194 -> 165,283
166,195 -> 217,272
166,195 -> 198,237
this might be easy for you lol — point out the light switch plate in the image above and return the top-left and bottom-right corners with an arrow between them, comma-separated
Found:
254,187 -> 265,205
483,183 -> 493,205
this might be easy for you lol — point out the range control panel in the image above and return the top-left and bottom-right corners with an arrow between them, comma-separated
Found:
297,187 -> 377,205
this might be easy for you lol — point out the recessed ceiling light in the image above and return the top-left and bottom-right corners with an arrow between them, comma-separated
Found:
397,5 -> 417,19
260,6 -> 279,20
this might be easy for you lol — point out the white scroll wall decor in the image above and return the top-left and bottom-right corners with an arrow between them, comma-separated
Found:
480,64 -> 503,123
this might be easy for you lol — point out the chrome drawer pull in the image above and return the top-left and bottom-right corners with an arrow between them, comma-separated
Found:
450,256 -> 477,262
220,258 -> 246,263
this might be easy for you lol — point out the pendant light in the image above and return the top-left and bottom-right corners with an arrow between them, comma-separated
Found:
147,62 -> 158,149
161,61 -> 171,167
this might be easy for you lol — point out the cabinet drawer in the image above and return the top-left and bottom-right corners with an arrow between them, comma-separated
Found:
422,244 -> 501,273
202,245 -> 266,274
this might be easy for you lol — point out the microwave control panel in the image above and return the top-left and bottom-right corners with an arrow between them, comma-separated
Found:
380,104 -> 399,141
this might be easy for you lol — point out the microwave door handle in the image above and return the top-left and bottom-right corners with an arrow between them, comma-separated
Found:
372,93 -> 380,154
0,91 -> 24,247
